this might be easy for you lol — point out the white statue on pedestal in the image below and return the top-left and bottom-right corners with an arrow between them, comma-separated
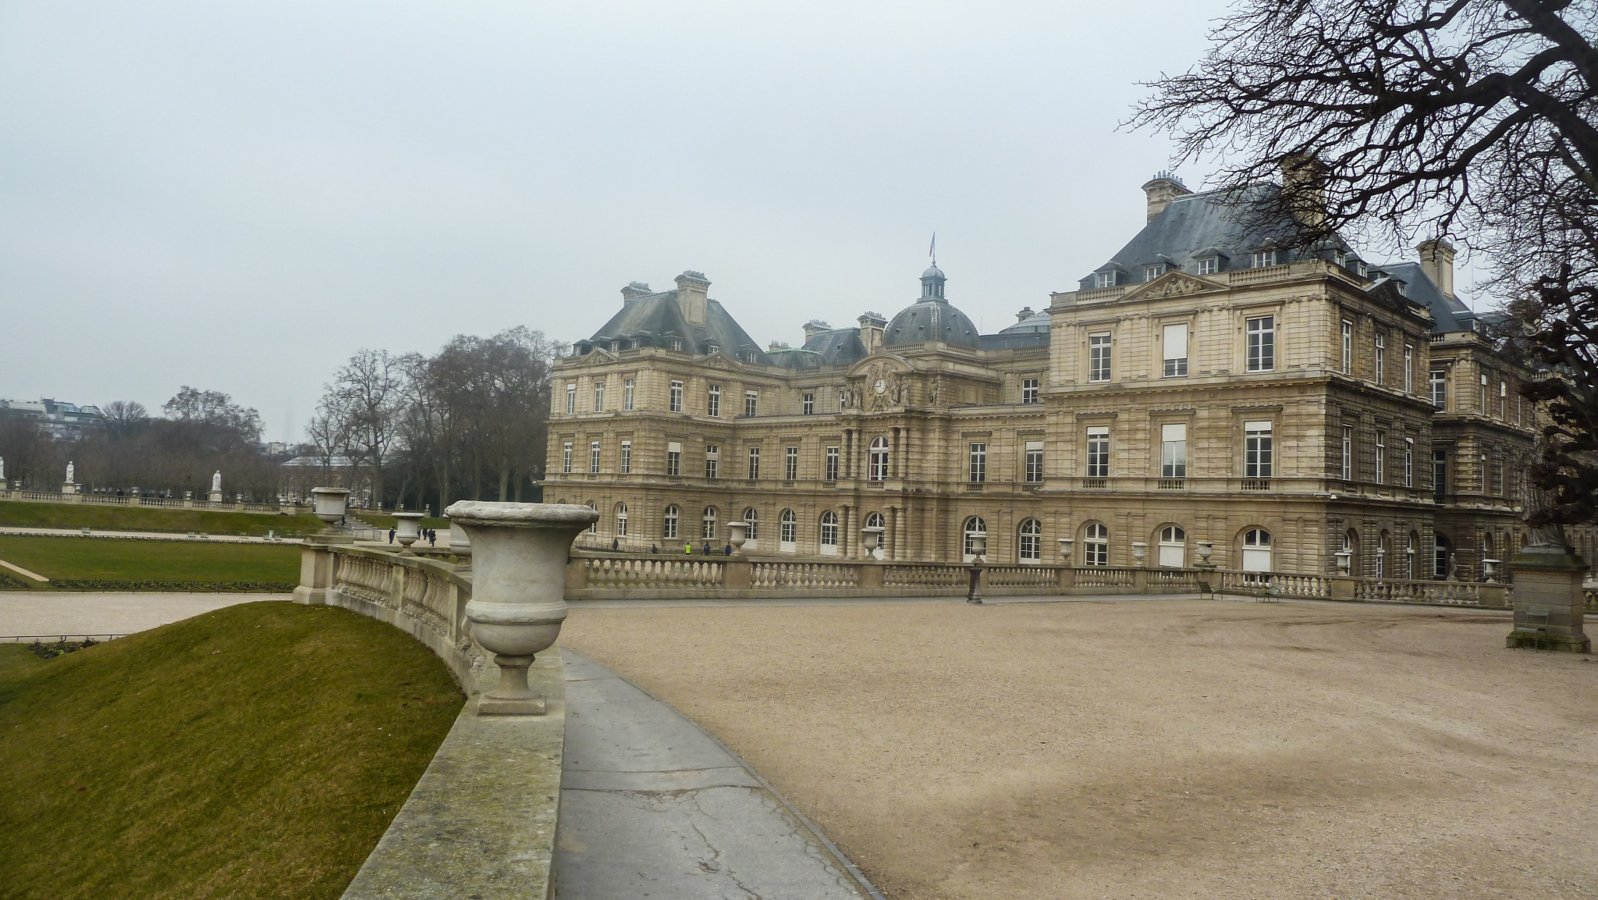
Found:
0,456 -> 5,481
212,470 -> 222,492
65,461 -> 74,484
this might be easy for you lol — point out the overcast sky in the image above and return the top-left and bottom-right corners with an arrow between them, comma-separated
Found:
1,0 -> 1474,443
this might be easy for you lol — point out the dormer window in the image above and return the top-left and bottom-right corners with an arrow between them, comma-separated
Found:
671,337 -> 684,352
1252,249 -> 1279,268
1144,264 -> 1166,281
705,343 -> 719,355
1095,271 -> 1118,289
1198,257 -> 1219,275
1354,260 -> 1368,277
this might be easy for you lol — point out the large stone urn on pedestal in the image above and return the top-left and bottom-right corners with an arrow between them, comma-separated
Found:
293,487 -> 353,606
393,511 -> 423,553
446,501 -> 598,715
311,486 -> 351,528
727,520 -> 748,554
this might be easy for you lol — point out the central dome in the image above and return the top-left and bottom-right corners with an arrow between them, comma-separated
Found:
884,263 -> 980,348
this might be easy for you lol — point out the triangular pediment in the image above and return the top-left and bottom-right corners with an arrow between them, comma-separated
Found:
1122,272 -> 1224,302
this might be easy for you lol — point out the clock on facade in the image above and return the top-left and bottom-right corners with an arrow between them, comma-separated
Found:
873,378 -> 887,395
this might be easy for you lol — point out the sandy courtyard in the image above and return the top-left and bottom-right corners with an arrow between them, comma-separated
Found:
561,598 -> 1598,899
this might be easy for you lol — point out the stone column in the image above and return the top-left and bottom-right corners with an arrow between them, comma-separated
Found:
1506,545 -> 1590,652
448,501 -> 599,715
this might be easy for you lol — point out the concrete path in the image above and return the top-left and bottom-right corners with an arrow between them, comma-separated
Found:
555,649 -> 879,900
0,591 -> 286,640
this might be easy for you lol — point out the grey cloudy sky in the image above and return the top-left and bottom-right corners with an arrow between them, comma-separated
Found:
3,0 -> 1299,442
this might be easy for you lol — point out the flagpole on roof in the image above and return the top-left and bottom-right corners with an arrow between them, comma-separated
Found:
929,232 -> 937,266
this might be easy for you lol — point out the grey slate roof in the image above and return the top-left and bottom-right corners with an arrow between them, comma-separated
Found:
885,299 -> 981,348
1376,261 -> 1476,334
1080,182 -> 1358,289
578,291 -> 772,365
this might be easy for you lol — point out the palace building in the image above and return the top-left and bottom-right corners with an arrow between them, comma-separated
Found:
544,174 -> 1578,578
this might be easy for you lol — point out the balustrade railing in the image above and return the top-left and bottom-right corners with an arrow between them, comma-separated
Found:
751,561 -> 860,589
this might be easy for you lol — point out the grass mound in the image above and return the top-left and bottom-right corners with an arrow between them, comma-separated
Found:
0,602 -> 463,898
0,535 -> 299,590
0,500 -> 327,537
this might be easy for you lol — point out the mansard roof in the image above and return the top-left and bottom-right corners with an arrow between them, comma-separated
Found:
578,290 -> 772,364
1376,261 -> 1477,335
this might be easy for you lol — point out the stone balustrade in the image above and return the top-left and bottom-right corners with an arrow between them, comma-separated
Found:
1,488 -> 285,514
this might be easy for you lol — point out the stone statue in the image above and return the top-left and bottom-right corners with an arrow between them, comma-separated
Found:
1524,440 -> 1571,551
212,470 -> 222,492
65,461 -> 74,484
0,456 -> 5,481
928,375 -> 942,405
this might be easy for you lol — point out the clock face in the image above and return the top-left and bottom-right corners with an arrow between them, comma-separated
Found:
873,378 -> 887,394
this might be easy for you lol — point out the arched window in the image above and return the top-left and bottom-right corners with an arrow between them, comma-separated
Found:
1018,518 -> 1042,562
1083,522 -> 1109,566
779,509 -> 797,546
742,507 -> 759,541
1157,525 -> 1186,567
820,510 -> 839,551
864,511 -> 884,530
702,506 -> 718,540
586,501 -> 597,533
615,502 -> 628,537
1242,528 -> 1271,572
1344,529 -> 1359,575
1377,530 -> 1391,578
963,516 -> 988,562
663,504 -> 680,540
869,436 -> 890,482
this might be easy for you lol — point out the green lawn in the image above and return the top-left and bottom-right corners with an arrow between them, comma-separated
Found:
354,512 -> 450,532
0,602 -> 462,899
0,499 -> 327,537
0,535 -> 299,590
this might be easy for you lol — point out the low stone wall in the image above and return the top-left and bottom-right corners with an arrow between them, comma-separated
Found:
1,489 -> 287,515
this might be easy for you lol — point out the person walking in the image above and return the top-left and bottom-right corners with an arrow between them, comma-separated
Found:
388,528 -> 395,544
684,542 -> 692,555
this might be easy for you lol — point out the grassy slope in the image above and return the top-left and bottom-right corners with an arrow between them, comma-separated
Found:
0,500 -> 326,537
0,535 -> 299,586
0,603 -> 462,899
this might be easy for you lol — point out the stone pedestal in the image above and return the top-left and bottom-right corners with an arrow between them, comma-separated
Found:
61,483 -> 77,496
447,501 -> 597,716
1506,545 -> 1590,653
209,489 -> 223,503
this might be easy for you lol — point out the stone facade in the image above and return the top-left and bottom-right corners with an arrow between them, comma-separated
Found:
546,176 -> 1592,577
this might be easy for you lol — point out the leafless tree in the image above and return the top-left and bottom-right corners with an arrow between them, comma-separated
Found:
320,350 -> 408,505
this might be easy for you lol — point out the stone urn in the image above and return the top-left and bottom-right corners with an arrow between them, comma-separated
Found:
862,525 -> 884,559
1196,540 -> 1214,564
393,511 -> 423,552
1131,541 -> 1148,566
446,501 -> 598,716
727,520 -> 748,553
1058,537 -> 1074,561
310,487 -> 351,527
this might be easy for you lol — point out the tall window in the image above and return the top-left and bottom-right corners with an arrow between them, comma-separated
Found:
702,506 -> 717,540
623,378 -> 635,410
1158,525 -> 1186,567
744,390 -> 759,417
1406,532 -> 1418,579
1376,532 -> 1391,578
1403,343 -> 1414,393
586,502 -> 597,534
704,445 -> 719,480
707,384 -> 721,417
1018,518 -> 1042,562
785,446 -> 799,480
743,507 -> 759,541
615,503 -> 628,537
1374,430 -> 1386,483
746,446 -> 760,480
565,383 -> 577,415
1084,522 -> 1108,566
1241,528 -> 1272,572
1404,438 -> 1414,487
779,509 -> 796,544
839,388 -> 849,409
1433,449 -> 1448,500
825,446 -> 839,481
593,382 -> 605,411
968,442 -> 987,483
962,517 -> 987,560
802,392 -> 814,415
666,442 -> 681,477
1499,380 -> 1507,418
869,436 -> 889,481
1374,330 -> 1387,384
1341,426 -> 1353,481
1479,373 -> 1488,412
589,441 -> 601,474
562,441 -> 573,474
1341,319 -> 1353,373
1244,421 -> 1273,479
1089,333 -> 1112,382
663,505 -> 679,540
819,511 -> 838,549
1430,369 -> 1446,408
1162,323 -> 1188,377
1024,441 -> 1044,484
1246,316 -> 1275,371
669,380 -> 683,413
1086,427 -> 1109,478
1095,271 -> 1117,288
1021,378 -> 1040,404
619,440 -> 631,474
1160,424 -> 1187,478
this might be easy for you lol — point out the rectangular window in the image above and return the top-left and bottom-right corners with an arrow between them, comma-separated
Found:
1479,373 -> 1488,412
1021,378 -> 1040,404
1493,453 -> 1505,495
623,378 -> 635,411
593,382 -> 605,412
707,384 -> 721,417
669,380 -> 683,413
745,390 -> 758,417
704,445 -> 719,480
968,442 -> 987,483
1341,320 -> 1353,374
1086,427 -> 1109,478
666,442 -> 682,477
1374,331 -> 1386,384
565,383 -> 576,415
1160,423 -> 1187,478
1374,430 -> 1386,483
1024,441 -> 1044,484
1252,249 -> 1278,268
1088,333 -> 1112,382
1341,426 -> 1353,481
802,393 -> 814,415
839,388 -> 849,409
1244,421 -> 1273,479
561,441 -> 572,474
619,441 -> 631,474
1430,369 -> 1446,408
1198,257 -> 1218,275
1404,437 -> 1414,487
1144,263 -> 1165,281
589,441 -> 601,474
1433,449 -> 1448,500
825,446 -> 839,481
1499,380 -> 1507,418
1403,344 -> 1414,393
746,447 -> 760,480
1162,323 -> 1188,377
1095,271 -> 1117,289
1246,316 -> 1275,372
785,446 -> 799,480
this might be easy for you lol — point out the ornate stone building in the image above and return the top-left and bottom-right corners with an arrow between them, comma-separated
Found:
545,176 -> 1567,578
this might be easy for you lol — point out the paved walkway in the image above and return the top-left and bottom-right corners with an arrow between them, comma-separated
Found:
0,525 -> 296,544
0,592 -> 286,640
556,650 -> 878,899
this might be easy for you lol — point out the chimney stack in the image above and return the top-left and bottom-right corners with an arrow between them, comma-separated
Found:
621,281 -> 652,302
857,311 -> 887,354
673,270 -> 710,325
802,319 -> 832,343
1141,172 -> 1192,223
1279,154 -> 1328,229
1417,239 -> 1456,300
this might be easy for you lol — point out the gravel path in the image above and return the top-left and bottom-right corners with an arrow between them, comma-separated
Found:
0,591 -> 287,639
561,598 -> 1598,899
